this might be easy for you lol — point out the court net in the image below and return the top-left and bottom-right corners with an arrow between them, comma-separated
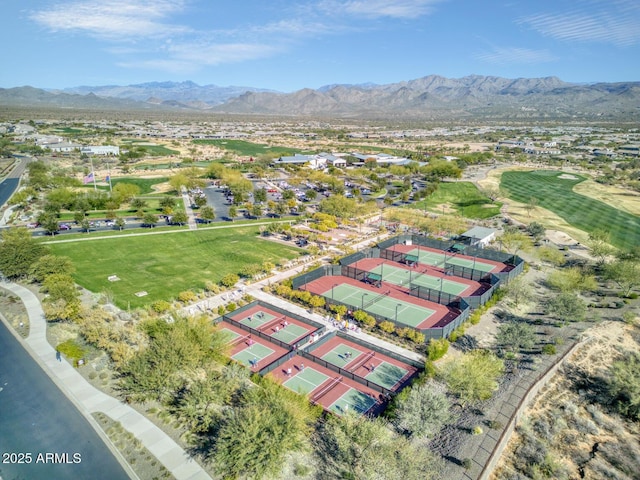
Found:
312,376 -> 343,402
230,334 -> 251,346
348,351 -> 375,372
259,315 -> 286,332
362,290 -> 391,309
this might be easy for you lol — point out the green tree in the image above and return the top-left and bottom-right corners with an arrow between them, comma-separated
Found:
171,211 -> 188,226
603,259 -> 640,297
504,275 -> 535,306
495,320 -> 535,354
607,351 -> 640,421
274,201 -> 288,217
30,254 -> 75,283
0,228 -> 48,279
319,195 -> 358,218
317,412 -> 441,480
500,230 -> 532,255
394,381 -> 451,439
115,217 -> 126,230
526,221 -> 545,241
193,195 -> 207,208
440,350 -> 504,405
172,370 -> 241,434
546,292 -> 587,325
112,183 -> 140,204
79,218 -> 91,233
586,229 -> 615,265
130,197 -> 147,210
251,203 -> 263,217
199,206 -> 215,223
38,213 -> 60,236
254,187 -> 267,203
159,196 -> 176,210
142,212 -> 158,227
215,377 -> 319,480
228,205 -> 237,220
546,267 -> 598,293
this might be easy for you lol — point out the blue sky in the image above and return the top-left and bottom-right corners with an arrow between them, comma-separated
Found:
2,0 -> 639,91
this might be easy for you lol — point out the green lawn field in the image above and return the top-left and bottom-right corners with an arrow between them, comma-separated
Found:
193,139 -> 311,158
47,227 -> 303,309
501,170 -> 640,250
413,181 -> 502,219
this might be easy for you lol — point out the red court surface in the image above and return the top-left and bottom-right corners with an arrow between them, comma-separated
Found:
349,257 -> 490,297
225,304 -> 320,346
216,321 -> 289,372
268,355 -> 386,416
306,334 -> 419,392
302,275 -> 462,329
385,243 -> 508,273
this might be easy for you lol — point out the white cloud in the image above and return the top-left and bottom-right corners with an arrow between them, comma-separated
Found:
30,0 -> 189,39
476,46 -> 558,65
319,0 -> 444,19
519,1 -> 640,47
166,42 -> 281,66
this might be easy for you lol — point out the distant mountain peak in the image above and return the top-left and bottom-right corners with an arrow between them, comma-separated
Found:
2,74 -> 639,120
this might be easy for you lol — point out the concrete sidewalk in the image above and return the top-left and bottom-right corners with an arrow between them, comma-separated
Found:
3,281 -> 212,480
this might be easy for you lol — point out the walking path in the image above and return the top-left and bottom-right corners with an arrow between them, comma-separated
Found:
2,281 -> 212,480
181,187 -> 198,230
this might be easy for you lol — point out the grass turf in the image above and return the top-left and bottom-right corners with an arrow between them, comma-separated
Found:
501,170 -> 640,250
413,181 -> 502,219
193,139 -> 311,158
47,227 -> 303,309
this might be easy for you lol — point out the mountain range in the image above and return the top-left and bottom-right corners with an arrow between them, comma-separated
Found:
1,75 -> 639,120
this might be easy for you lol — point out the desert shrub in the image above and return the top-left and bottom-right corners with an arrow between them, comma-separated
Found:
150,300 -> 172,314
471,425 -> 483,435
537,246 -> 566,265
406,329 -> 425,344
273,283 -> 293,298
178,290 -> 197,303
204,281 -> 220,294
426,338 -> 449,361
378,321 -> 395,334
542,344 -> 557,355
220,273 -> 239,288
462,458 -> 472,470
486,419 -> 503,430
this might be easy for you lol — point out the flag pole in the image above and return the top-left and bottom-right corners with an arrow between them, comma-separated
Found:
90,157 -> 97,191
107,163 -> 113,193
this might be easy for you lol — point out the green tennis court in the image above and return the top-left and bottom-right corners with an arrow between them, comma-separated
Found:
323,283 -> 436,328
232,343 -> 274,368
365,361 -> 408,390
239,311 -> 277,328
407,248 -> 495,272
283,366 -> 330,395
328,388 -> 377,415
271,323 -> 311,343
368,263 -> 469,295
220,327 -> 241,342
321,345 -> 365,367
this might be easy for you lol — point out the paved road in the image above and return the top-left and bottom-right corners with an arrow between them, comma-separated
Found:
0,320 -> 130,480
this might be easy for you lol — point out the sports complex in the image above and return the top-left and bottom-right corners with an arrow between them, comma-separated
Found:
216,300 -> 422,415
293,234 -> 524,340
